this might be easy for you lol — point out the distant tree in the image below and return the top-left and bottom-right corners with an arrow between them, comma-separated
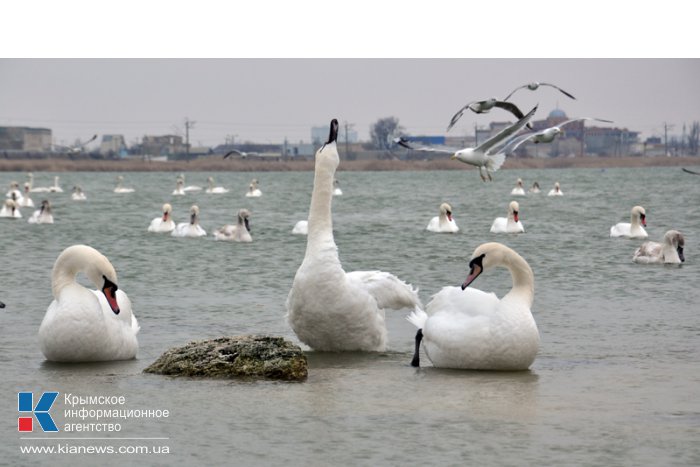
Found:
688,121 -> 699,156
370,117 -> 403,150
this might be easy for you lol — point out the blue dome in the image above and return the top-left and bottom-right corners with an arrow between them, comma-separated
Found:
548,108 -> 567,119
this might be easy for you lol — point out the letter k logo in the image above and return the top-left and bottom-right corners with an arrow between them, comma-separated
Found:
18,392 -> 59,432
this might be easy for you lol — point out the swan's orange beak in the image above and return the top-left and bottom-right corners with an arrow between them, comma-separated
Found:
447,211 -> 453,222
102,276 -> 120,315
513,211 -> 519,223
640,214 -> 646,227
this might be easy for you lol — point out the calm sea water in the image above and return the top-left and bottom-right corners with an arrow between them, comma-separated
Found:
1,167 -> 699,466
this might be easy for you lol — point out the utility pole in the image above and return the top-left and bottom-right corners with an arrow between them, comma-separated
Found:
184,117 -> 196,160
343,121 -> 354,159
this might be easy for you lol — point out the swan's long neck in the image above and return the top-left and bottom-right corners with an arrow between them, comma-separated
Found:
630,212 -> 640,227
51,246 -> 115,299
503,251 -> 534,307
306,147 -> 337,252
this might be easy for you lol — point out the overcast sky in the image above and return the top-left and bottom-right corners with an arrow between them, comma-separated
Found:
1,59 -> 698,147
1,2 -> 698,148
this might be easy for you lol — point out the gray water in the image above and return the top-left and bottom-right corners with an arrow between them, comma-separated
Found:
1,167 -> 699,466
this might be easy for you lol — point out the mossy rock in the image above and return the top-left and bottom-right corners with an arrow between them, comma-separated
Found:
143,335 -> 307,381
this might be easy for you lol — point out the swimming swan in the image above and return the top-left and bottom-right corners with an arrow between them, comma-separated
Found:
490,200 -> 524,233
0,199 -> 21,218
245,179 -> 262,197
610,205 -> 647,238
547,182 -> 563,196
71,186 -> 87,201
27,199 -> 54,224
38,245 -> 139,362
114,176 -> 135,193
427,202 -> 459,233
172,205 -> 206,237
286,119 -> 422,351
214,209 -> 252,242
148,203 -> 176,233
510,178 -> 526,196
206,176 -> 229,194
633,230 -> 685,264
407,242 -> 539,370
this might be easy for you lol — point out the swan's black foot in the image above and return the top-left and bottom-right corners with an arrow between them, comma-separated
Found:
411,329 -> 423,367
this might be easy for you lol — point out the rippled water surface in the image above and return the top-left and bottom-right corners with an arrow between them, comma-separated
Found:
1,167 -> 699,466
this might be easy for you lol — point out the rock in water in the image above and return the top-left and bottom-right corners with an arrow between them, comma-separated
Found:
144,335 -> 307,381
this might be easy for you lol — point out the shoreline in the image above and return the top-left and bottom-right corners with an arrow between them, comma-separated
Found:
1,155 -> 699,172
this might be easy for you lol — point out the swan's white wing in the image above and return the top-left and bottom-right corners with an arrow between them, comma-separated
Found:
633,241 -> 663,263
346,270 -> 422,310
477,105 -> 538,154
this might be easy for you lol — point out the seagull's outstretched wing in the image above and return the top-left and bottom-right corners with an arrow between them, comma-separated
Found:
446,101 -> 475,132
493,101 -> 526,121
558,117 -> 613,128
54,134 -> 98,152
224,149 -> 258,159
393,137 -> 458,155
499,133 -> 537,155
477,105 -> 538,154
504,82 -> 576,101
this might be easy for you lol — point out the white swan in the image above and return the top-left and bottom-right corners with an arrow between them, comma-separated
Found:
490,200 -> 524,233
6,181 -> 24,202
19,183 -> 35,207
114,175 -> 135,193
286,119 -> 422,352
177,174 -> 202,193
214,209 -> 252,242
427,202 -> 459,233
633,230 -> 684,264
547,181 -> 563,196
49,176 -> 63,193
172,205 -> 206,237
206,176 -> 229,194
610,205 -> 647,238
407,242 -> 539,370
38,245 -> 139,362
529,181 -> 541,193
172,178 -> 185,196
148,203 -> 176,233
245,179 -> 262,197
292,220 -> 308,235
333,179 -> 343,196
71,186 -> 87,201
0,199 -> 21,218
510,178 -> 526,196
28,199 -> 54,224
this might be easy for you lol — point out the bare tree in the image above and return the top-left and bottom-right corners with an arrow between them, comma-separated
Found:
688,121 -> 699,156
370,117 -> 403,150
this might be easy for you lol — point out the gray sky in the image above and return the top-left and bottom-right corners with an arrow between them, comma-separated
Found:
1,59 -> 698,147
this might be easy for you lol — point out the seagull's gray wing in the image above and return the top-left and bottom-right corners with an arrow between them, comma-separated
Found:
503,84 -> 529,102
224,149 -> 251,159
558,117 -> 614,128
498,133 -> 537,155
477,105 -> 538,154
393,137 -> 457,155
540,83 -> 576,100
76,134 -> 98,147
446,101 -> 475,132
493,101 -> 526,120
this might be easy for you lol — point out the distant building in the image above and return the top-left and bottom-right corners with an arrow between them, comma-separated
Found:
141,135 -> 185,157
100,134 -> 127,157
0,126 -> 52,152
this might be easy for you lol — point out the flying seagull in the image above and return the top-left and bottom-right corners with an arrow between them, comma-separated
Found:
397,105 -> 538,181
223,149 -> 259,159
501,117 -> 613,154
447,98 -> 530,132
53,134 -> 98,153
504,82 -> 576,102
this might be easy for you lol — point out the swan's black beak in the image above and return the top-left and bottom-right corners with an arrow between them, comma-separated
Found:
244,217 -> 250,232
678,246 -> 685,262
462,254 -> 485,290
0,300 -> 5,308
101,275 -> 120,315
327,119 -> 339,144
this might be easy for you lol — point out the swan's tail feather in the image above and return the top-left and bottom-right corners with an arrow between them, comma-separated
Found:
406,306 -> 428,330
487,152 -> 506,172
